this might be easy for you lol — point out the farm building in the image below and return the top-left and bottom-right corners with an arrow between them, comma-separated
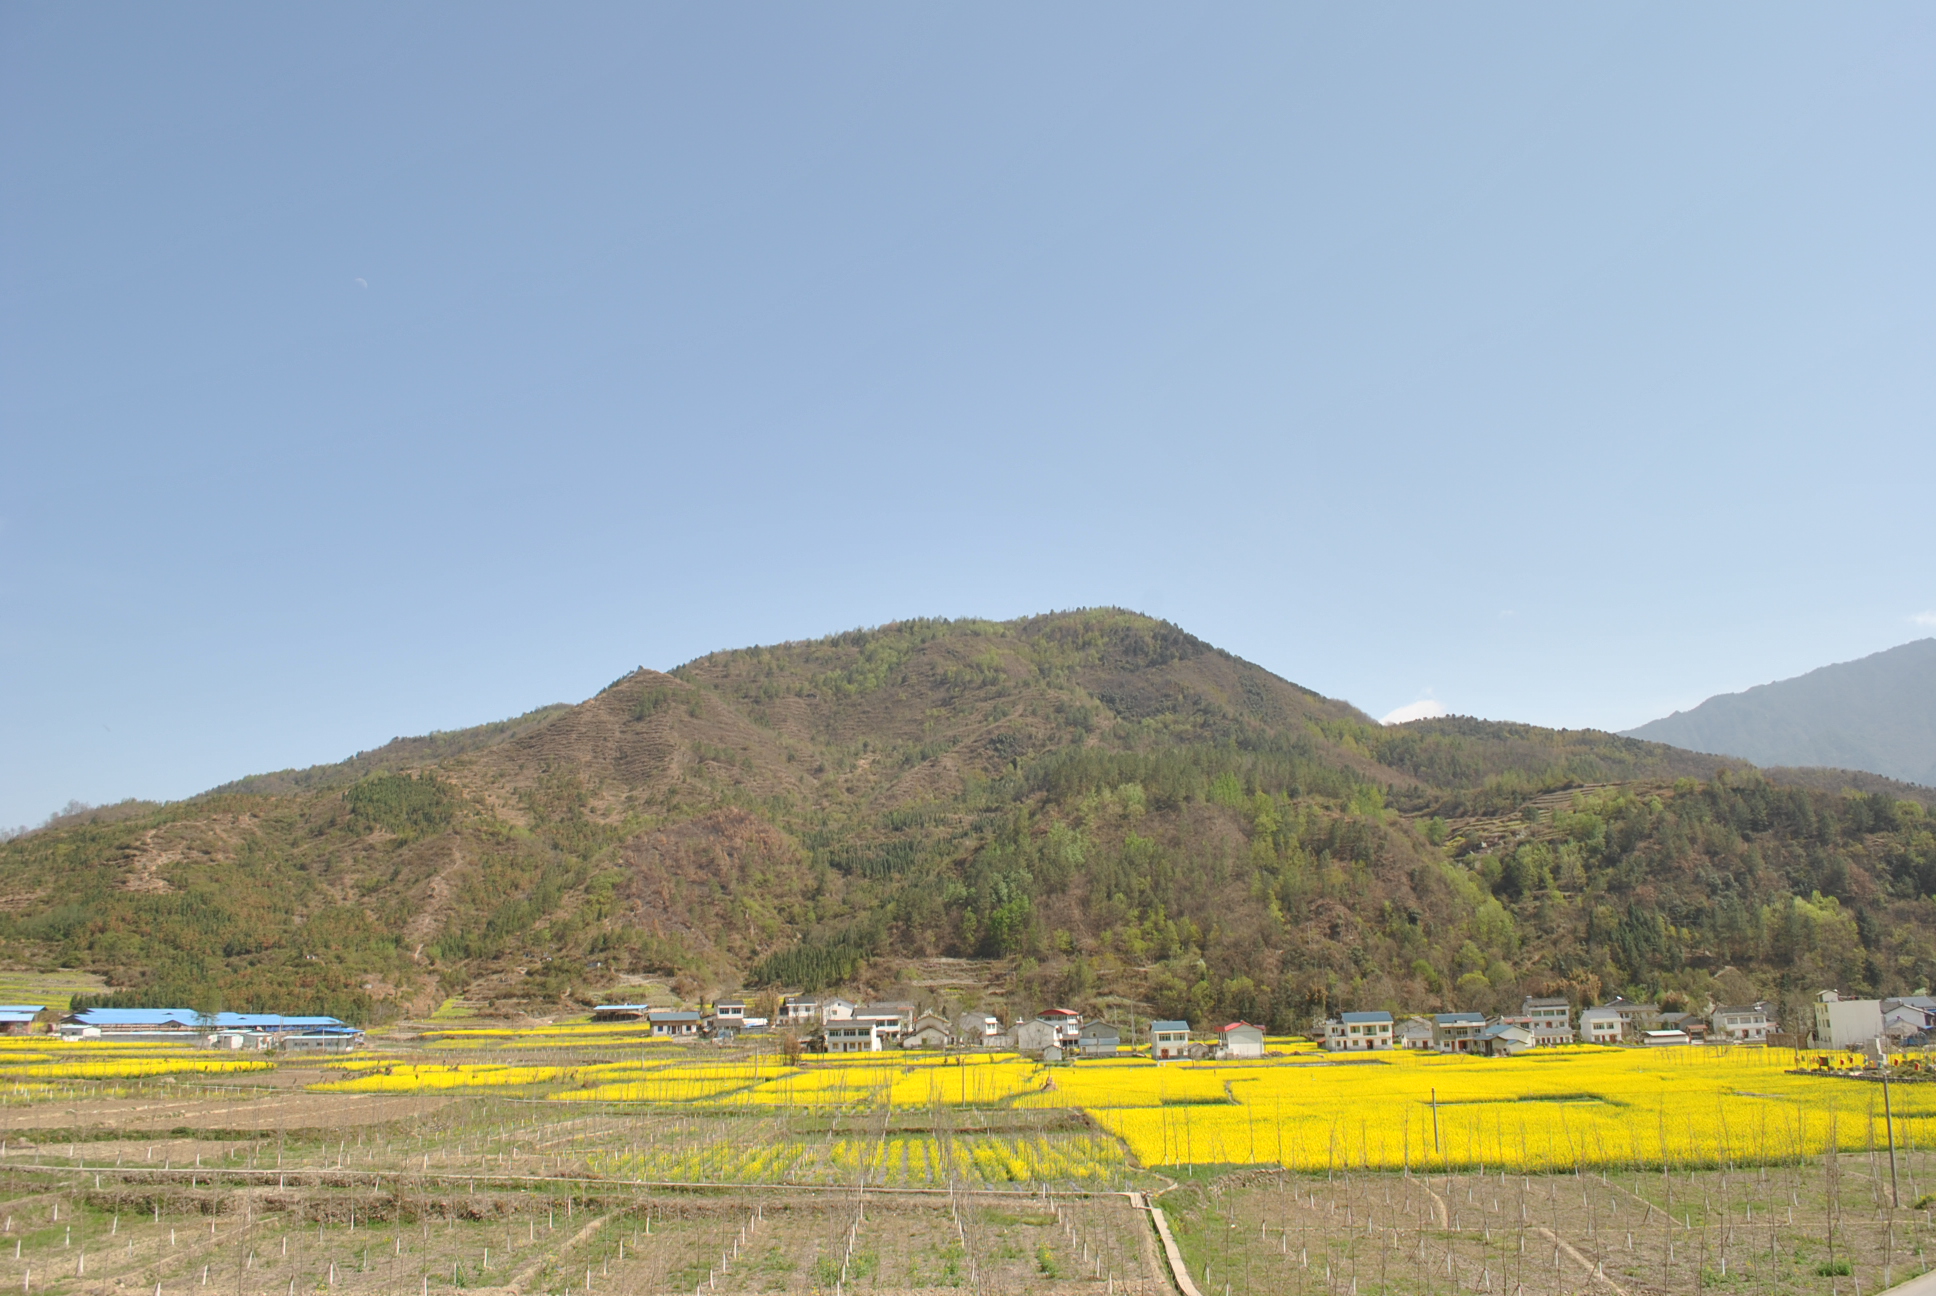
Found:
591,1003 -> 651,1022
1642,1029 -> 1691,1047
1076,1022 -> 1121,1057
61,1009 -> 355,1043
1604,996 -> 1661,1038
1150,1020 -> 1191,1060
855,1002 -> 915,1044
1217,1022 -> 1265,1059
0,1005 -> 45,1035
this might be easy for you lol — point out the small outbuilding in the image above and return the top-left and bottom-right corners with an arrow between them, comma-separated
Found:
1642,1029 -> 1691,1047
591,1004 -> 652,1022
0,1005 -> 45,1036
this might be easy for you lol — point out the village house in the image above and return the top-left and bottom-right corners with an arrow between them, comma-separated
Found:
1037,1008 -> 1083,1045
1475,1021 -> 1534,1056
781,998 -> 820,1024
854,1002 -> 915,1044
647,1010 -> 702,1037
904,1012 -> 953,1048
713,1001 -> 747,1026
1398,1017 -> 1435,1049
1323,1011 -> 1394,1051
1578,1006 -> 1623,1044
820,998 -> 857,1022
1150,1020 -> 1191,1060
1431,1012 -> 1486,1053
823,1020 -> 880,1053
1812,990 -> 1885,1049
1642,1028 -> 1691,1047
1709,1002 -> 1776,1044
1217,1022 -> 1265,1059
1520,997 -> 1573,1046
1658,1012 -> 1707,1042
1603,996 -> 1661,1039
1076,1021 -> 1121,1057
956,1012 -> 1001,1047
1014,1019 -> 1058,1055
1883,999 -> 1934,1043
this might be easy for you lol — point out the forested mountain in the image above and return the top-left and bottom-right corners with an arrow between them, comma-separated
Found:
1626,638 -> 1936,786
3,610 -> 1933,1036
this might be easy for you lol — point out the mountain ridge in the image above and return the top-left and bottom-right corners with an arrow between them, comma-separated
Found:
3,609 -> 1932,1039
1625,638 -> 1936,785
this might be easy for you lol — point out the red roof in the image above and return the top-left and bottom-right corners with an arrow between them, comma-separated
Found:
1038,1008 -> 1080,1019
1219,1021 -> 1262,1033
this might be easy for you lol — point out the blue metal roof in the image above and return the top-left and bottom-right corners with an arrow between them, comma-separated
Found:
0,1005 -> 46,1014
595,1004 -> 652,1011
1433,1012 -> 1486,1024
1150,1020 -> 1190,1032
71,1009 -> 202,1025
1340,1011 -> 1392,1024
647,1010 -> 701,1021
70,1009 -> 349,1029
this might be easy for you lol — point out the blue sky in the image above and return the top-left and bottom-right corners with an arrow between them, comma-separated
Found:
4,5 -> 1934,828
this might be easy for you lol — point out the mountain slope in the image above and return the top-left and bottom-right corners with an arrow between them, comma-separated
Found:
2,609 -> 1932,1035
1625,639 -> 1936,786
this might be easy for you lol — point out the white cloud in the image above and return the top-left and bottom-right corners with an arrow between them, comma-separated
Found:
1380,699 -> 1448,725
1912,611 -> 1936,628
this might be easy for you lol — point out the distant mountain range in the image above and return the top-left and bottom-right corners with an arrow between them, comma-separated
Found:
1625,638 -> 1936,787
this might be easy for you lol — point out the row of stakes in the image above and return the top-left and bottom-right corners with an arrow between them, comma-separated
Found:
698,1204 -> 763,1296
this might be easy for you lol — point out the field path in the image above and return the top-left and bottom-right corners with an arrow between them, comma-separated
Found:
505,1210 -> 612,1292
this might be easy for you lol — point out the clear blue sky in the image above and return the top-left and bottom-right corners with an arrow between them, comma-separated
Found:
4,5 -> 1934,828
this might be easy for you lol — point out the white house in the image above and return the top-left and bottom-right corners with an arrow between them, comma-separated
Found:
1217,1022 -> 1266,1059
1037,1008 -> 1083,1044
1710,1003 -> 1775,1044
1642,1029 -> 1691,1047
824,1021 -> 881,1053
781,998 -> 820,1024
1604,996 -> 1660,1039
1521,997 -> 1573,1046
1151,1020 -> 1191,1060
1324,1011 -> 1394,1051
713,1001 -> 747,1026
1578,1007 -> 1622,1045
1812,991 -> 1885,1049
821,999 -> 857,1022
